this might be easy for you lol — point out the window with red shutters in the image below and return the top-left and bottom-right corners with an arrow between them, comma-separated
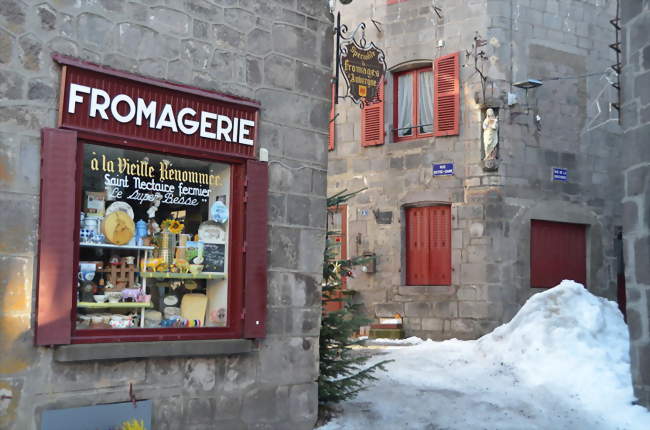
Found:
393,66 -> 434,142
329,82 -> 336,151
361,80 -> 385,147
405,205 -> 451,286
434,52 -> 460,136
530,220 -> 587,288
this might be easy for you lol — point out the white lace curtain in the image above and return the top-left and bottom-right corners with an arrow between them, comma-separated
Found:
397,73 -> 412,137
397,71 -> 433,137
418,71 -> 433,134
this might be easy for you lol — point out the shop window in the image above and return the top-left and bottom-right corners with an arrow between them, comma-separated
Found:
530,220 -> 587,288
393,66 -> 434,141
405,205 -> 451,286
37,130 -> 268,345
76,142 -> 234,331
36,56 -> 268,346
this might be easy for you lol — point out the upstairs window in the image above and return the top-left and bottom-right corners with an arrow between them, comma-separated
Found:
393,67 -> 434,141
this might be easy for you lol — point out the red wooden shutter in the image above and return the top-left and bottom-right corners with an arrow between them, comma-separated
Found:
530,220 -> 586,288
434,52 -> 460,136
329,82 -> 335,151
361,80 -> 385,146
243,159 -> 268,338
36,128 -> 78,346
406,206 -> 451,285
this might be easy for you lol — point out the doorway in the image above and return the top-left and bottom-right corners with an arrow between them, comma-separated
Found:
325,205 -> 347,312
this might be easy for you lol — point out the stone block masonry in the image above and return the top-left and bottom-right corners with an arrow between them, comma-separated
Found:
620,1 -> 650,409
329,0 -> 621,342
0,0 -> 331,428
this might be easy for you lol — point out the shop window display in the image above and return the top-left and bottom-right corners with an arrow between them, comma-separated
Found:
76,142 -> 231,331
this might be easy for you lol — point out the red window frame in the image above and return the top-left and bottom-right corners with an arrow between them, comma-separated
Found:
393,66 -> 434,142
530,220 -> 587,288
36,56 -> 268,345
405,205 -> 451,286
48,133 -> 251,344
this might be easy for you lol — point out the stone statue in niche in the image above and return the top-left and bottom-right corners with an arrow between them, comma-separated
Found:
482,108 -> 499,161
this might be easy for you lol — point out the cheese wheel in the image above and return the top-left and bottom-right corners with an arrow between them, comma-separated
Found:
102,211 -> 135,245
180,294 -> 208,325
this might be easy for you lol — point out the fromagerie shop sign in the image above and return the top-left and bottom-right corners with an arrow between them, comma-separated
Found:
57,57 -> 259,158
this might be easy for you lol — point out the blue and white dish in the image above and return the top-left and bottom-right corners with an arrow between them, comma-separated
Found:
210,201 -> 229,223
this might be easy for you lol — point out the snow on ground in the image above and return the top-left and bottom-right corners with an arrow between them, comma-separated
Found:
361,336 -> 424,346
319,280 -> 650,430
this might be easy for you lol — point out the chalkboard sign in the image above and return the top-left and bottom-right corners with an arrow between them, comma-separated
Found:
203,243 -> 225,273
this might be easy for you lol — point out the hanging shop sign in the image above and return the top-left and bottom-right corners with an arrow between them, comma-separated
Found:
333,15 -> 387,106
340,40 -> 386,105
57,57 -> 259,158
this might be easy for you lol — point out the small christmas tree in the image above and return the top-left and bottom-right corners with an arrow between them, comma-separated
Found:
318,189 -> 391,414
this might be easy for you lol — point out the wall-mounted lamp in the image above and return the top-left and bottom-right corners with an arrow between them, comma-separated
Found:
513,79 -> 543,114
513,79 -> 543,90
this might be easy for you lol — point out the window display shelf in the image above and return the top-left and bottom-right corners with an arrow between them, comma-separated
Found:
80,242 -> 155,250
141,272 -> 226,280
77,301 -> 153,309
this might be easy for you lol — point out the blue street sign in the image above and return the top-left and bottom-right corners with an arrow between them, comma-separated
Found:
552,167 -> 568,182
433,163 -> 454,176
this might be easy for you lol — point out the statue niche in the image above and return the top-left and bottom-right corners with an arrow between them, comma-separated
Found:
482,107 -> 499,171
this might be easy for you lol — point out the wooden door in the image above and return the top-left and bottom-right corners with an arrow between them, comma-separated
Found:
405,205 -> 451,286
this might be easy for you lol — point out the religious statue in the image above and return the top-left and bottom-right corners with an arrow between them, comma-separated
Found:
482,108 -> 498,160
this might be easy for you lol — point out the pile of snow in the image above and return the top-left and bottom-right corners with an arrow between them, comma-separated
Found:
320,281 -> 650,430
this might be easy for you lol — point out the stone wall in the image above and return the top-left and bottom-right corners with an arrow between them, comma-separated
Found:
0,1 -> 331,428
620,0 -> 650,408
328,0 -> 620,340
485,0 -> 621,315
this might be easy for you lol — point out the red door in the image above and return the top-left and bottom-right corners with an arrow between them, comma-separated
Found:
530,220 -> 587,288
405,206 -> 451,285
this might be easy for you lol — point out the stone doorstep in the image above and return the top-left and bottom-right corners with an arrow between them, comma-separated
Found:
370,323 -> 402,329
54,339 -> 254,362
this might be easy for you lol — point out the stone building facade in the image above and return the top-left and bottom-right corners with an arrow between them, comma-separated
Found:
620,0 -> 650,408
0,1 -> 331,428
329,0 -> 621,340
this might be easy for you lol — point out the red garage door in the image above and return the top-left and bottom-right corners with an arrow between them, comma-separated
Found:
530,220 -> 587,288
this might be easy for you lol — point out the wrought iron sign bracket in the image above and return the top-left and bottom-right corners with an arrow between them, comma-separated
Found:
334,12 -> 387,108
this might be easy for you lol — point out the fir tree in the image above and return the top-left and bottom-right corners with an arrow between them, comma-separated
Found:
318,189 -> 391,411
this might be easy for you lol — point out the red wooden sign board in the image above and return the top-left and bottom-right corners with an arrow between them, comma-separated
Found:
55,54 -> 259,159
